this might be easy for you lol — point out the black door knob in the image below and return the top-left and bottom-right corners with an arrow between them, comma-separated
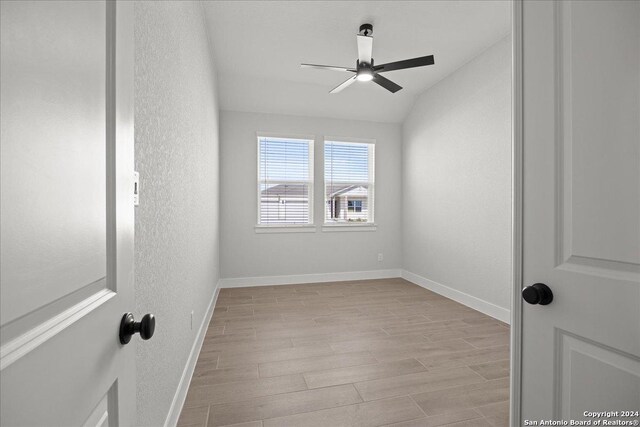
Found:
522,283 -> 553,305
119,313 -> 155,345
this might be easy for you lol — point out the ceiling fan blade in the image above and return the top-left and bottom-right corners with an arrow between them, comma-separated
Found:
373,74 -> 402,93
301,63 -> 356,72
330,75 -> 357,94
357,35 -> 373,64
374,55 -> 435,73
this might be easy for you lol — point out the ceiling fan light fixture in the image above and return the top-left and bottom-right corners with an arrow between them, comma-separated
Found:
356,70 -> 374,81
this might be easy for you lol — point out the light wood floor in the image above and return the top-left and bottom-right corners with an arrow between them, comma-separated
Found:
178,278 -> 510,427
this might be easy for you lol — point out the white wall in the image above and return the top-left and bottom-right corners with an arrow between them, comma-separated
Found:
402,36 -> 512,315
220,111 -> 402,281
134,2 -> 219,426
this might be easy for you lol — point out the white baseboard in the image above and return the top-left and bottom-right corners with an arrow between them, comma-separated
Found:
164,281 -> 220,427
219,269 -> 403,288
401,270 -> 510,324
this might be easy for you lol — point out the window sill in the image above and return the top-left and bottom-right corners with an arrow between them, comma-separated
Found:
255,225 -> 316,234
322,223 -> 377,232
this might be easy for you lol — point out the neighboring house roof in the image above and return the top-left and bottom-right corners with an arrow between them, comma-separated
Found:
328,185 -> 367,198
261,184 -> 308,198
262,184 -> 366,198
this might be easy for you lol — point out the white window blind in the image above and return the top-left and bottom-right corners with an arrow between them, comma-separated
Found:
258,136 -> 314,225
324,140 -> 375,223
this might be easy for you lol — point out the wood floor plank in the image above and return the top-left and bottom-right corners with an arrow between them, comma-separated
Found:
468,360 -> 510,380
201,337 -> 293,355
212,313 -> 283,324
218,422 -> 262,427
258,351 -> 377,378
178,405 -> 209,427
423,325 -> 507,342
226,320 -> 318,334
291,329 -> 390,347
381,320 -> 468,335
354,366 -> 485,401
414,310 -> 481,322
312,314 -> 401,327
206,326 -> 226,336
215,318 -> 295,331
303,358 -> 426,389
196,350 -> 220,363
460,317 -> 507,327
233,301 -> 305,310
463,332 -> 510,349
213,308 -> 254,319
262,396 -> 425,427
207,384 -> 362,427
221,297 -> 280,306
255,324 -> 382,340
184,374 -> 307,407
202,332 -> 257,345
417,346 -> 509,370
369,339 -> 476,362
217,343 -> 334,369
435,419 -> 493,427
381,408 -> 484,427
190,365 -> 259,388
329,333 -> 431,353
476,401 -> 509,427
411,378 -> 510,416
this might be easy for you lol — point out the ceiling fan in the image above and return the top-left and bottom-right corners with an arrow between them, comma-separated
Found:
301,24 -> 435,94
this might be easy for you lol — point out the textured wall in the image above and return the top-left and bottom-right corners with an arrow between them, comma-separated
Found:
402,36 -> 512,311
134,2 -> 219,425
220,110 -> 402,279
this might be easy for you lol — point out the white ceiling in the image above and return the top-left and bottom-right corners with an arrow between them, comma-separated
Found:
203,1 -> 510,123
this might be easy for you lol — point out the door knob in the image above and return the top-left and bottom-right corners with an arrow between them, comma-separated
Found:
522,283 -> 553,305
119,313 -> 155,344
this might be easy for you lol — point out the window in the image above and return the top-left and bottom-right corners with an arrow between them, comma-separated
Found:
257,135 -> 314,225
348,200 -> 362,212
324,140 -> 375,224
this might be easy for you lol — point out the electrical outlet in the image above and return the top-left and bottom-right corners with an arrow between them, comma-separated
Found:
190,310 -> 194,330
377,253 -> 383,262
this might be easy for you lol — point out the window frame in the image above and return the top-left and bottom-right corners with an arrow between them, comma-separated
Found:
323,137 -> 376,229
256,133 -> 315,229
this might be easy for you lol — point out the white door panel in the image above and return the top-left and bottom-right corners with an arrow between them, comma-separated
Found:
0,0 -> 107,328
521,0 -> 640,423
0,1 -> 136,426
557,0 -> 640,271
559,332 -> 640,421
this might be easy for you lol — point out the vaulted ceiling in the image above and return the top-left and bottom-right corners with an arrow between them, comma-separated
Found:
203,1 -> 510,123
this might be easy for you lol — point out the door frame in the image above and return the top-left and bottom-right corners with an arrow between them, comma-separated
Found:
510,0 -> 524,425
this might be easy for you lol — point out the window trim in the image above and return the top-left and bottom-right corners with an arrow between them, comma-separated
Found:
254,224 -> 317,234
256,133 -> 315,227
323,137 -> 376,227
321,223 -> 377,232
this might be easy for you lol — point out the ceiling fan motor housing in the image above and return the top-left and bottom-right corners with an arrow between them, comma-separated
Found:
357,59 -> 374,69
359,23 -> 373,37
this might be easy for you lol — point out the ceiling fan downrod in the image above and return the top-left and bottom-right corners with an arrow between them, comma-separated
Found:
359,23 -> 373,37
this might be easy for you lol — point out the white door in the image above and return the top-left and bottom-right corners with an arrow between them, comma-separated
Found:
1,1 -> 136,426
520,0 -> 640,424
